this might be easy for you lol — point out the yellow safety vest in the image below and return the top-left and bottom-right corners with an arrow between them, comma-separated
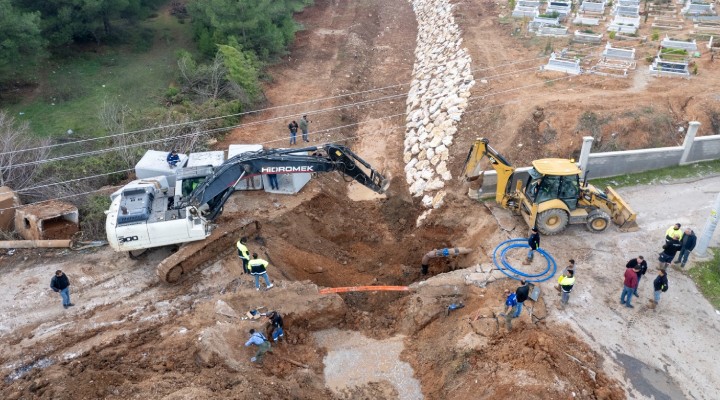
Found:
236,241 -> 250,260
248,259 -> 269,274
665,227 -> 683,240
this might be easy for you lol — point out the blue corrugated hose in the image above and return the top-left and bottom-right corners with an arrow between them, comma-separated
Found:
492,238 -> 557,282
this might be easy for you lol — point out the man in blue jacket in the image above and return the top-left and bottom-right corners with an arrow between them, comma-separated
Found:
167,150 -> 180,167
245,329 -> 272,362
50,270 -> 74,309
503,289 -> 518,331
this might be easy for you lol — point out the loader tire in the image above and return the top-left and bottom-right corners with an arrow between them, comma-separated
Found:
536,209 -> 568,235
586,209 -> 610,233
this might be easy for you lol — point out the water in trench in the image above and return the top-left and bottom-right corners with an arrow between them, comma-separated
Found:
314,328 -> 423,399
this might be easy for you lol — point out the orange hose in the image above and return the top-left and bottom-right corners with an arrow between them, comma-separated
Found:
319,286 -> 410,294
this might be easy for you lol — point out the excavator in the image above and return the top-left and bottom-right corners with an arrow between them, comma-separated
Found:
106,144 -> 389,283
462,138 -> 638,235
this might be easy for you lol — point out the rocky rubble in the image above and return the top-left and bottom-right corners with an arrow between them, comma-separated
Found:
404,0 -> 475,207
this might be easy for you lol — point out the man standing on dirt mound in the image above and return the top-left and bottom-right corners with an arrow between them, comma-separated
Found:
503,289 -> 518,331
237,237 -> 251,274
299,115 -> 311,143
288,120 -> 299,145
514,280 -> 530,317
249,253 -> 274,291
50,270 -> 74,309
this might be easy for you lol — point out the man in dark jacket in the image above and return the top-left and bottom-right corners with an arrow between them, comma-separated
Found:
265,311 -> 285,342
166,150 -> 180,167
514,280 -> 531,318
524,227 -> 540,265
660,236 -> 682,271
288,120 -> 299,145
626,256 -> 647,297
50,270 -> 74,309
620,266 -> 639,308
650,270 -> 669,310
674,228 -> 697,268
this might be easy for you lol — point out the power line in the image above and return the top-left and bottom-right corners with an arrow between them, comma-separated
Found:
1,70 -> 619,207
0,64 -> 550,170
1,48 -> 609,157
16,169 -> 135,193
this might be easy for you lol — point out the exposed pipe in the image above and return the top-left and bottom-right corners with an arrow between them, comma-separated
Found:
319,286 -> 410,294
0,240 -> 71,249
421,247 -> 473,275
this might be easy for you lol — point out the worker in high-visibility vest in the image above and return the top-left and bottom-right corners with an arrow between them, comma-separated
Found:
248,253 -> 273,291
558,270 -> 575,308
237,237 -> 251,274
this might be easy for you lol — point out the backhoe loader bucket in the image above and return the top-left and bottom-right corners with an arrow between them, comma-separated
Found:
605,187 -> 639,232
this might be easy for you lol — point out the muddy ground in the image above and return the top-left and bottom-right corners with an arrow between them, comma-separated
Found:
3,0 -> 720,398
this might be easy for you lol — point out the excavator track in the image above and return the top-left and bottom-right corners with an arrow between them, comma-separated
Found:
156,218 -> 261,284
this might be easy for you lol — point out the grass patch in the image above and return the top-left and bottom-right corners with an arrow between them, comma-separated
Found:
688,250 -> 720,309
590,159 -> 720,188
4,11 -> 195,138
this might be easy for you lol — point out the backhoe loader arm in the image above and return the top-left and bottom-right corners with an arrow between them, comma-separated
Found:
462,138 -> 516,203
180,144 -> 389,220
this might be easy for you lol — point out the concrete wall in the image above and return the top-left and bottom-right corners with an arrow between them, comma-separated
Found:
687,136 -> 720,163
586,147 -> 684,178
474,121 -> 720,196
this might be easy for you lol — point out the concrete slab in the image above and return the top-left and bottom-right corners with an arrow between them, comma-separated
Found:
135,150 -> 189,187
14,201 -> 79,240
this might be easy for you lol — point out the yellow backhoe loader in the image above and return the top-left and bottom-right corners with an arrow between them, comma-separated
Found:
463,138 -> 638,235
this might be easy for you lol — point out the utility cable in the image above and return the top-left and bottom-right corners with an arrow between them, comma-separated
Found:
1,43 -> 612,157
0,71 -> 618,210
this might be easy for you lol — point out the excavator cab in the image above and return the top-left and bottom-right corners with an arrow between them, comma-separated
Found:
518,159 -> 588,234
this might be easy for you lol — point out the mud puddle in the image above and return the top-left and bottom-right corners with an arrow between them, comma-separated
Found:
314,328 -> 423,399
615,352 -> 685,400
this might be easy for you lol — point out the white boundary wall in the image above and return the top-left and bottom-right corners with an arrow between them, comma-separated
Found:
475,122 -> 720,193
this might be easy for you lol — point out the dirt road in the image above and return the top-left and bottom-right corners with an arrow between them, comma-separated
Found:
536,175 -> 720,400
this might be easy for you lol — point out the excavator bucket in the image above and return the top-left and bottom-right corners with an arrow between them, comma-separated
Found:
605,187 -> 639,232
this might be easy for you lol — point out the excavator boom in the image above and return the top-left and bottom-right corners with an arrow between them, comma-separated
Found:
182,144 -> 388,220
463,138 -> 516,204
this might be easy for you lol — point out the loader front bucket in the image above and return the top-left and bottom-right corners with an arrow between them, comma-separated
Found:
605,186 -> 639,232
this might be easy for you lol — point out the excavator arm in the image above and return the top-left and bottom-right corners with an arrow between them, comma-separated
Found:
462,138 -> 516,203
180,144 -> 389,219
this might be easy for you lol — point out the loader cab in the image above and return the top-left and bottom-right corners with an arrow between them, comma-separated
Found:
522,158 -> 582,211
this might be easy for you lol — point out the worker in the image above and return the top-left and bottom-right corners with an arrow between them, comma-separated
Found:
248,253 -> 274,291
674,228 -> 697,268
265,311 -> 285,343
665,223 -> 683,244
299,115 -> 311,142
524,227 -> 541,265
514,280 -> 530,318
503,289 -> 518,331
649,269 -> 669,310
558,270 -> 575,308
626,255 -> 647,297
167,149 -> 180,168
236,237 -> 250,274
245,328 -> 272,363
659,236 -> 682,271
50,270 -> 74,309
